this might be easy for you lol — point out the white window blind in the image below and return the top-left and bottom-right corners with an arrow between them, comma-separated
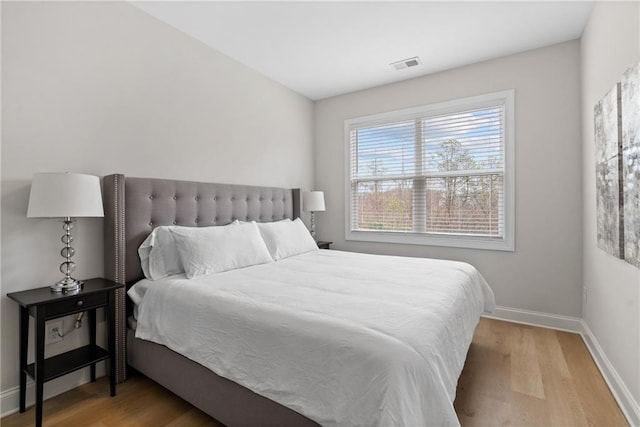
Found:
345,90 -> 514,251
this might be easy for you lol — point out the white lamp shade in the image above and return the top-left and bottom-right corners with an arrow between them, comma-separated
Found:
303,191 -> 325,212
27,172 -> 104,218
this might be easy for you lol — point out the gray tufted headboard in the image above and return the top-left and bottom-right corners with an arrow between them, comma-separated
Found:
102,174 -> 301,382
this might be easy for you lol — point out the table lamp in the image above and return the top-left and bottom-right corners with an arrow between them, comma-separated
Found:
27,172 -> 104,292
302,191 -> 325,239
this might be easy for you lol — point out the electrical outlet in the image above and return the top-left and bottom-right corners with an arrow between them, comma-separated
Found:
46,320 -> 63,344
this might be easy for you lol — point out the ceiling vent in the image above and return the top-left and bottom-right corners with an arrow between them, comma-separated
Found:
390,56 -> 421,71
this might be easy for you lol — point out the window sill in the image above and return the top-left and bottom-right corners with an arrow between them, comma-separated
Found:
345,230 -> 514,252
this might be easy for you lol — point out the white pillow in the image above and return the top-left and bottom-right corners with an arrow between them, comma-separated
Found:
138,221 -> 243,280
170,221 -> 273,279
138,226 -> 184,280
258,217 -> 319,261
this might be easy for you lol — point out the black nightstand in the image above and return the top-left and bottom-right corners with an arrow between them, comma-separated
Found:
7,278 -> 123,427
317,240 -> 332,249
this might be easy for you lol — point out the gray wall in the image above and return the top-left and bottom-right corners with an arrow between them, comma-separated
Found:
315,41 -> 583,317
581,0 -> 640,411
1,1 -> 313,408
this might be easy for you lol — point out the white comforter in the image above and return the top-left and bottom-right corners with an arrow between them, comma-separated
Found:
129,250 -> 495,427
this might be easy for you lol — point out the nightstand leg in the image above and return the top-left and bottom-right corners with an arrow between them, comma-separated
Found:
88,308 -> 96,382
34,307 -> 45,427
108,290 -> 116,397
18,306 -> 28,413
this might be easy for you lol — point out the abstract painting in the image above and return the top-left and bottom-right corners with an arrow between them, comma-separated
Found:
595,60 -> 640,269
594,83 -> 623,259
622,62 -> 640,267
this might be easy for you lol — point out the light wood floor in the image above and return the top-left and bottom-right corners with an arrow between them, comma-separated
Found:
455,318 -> 626,426
2,318 -> 627,427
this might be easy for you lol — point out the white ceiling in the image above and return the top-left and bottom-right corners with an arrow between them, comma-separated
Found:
132,1 -> 594,100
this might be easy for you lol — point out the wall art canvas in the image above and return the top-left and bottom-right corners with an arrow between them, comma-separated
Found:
594,83 -> 623,259
622,62 -> 640,267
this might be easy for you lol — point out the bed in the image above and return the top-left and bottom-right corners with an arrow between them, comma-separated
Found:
102,174 -> 495,427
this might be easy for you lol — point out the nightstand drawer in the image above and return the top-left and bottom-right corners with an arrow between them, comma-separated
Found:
46,293 -> 107,318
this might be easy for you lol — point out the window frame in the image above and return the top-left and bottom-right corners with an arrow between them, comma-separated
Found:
344,90 -> 515,251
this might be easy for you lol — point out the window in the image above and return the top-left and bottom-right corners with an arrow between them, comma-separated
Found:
345,90 -> 514,251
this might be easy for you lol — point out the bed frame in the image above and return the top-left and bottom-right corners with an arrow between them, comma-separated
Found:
102,174 -> 318,426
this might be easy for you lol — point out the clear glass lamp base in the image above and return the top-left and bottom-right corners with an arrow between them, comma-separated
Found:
50,277 -> 84,293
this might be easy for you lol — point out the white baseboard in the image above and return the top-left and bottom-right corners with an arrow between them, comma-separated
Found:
1,365 -> 106,418
580,321 -> 640,427
483,305 -> 584,333
485,305 -> 639,427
